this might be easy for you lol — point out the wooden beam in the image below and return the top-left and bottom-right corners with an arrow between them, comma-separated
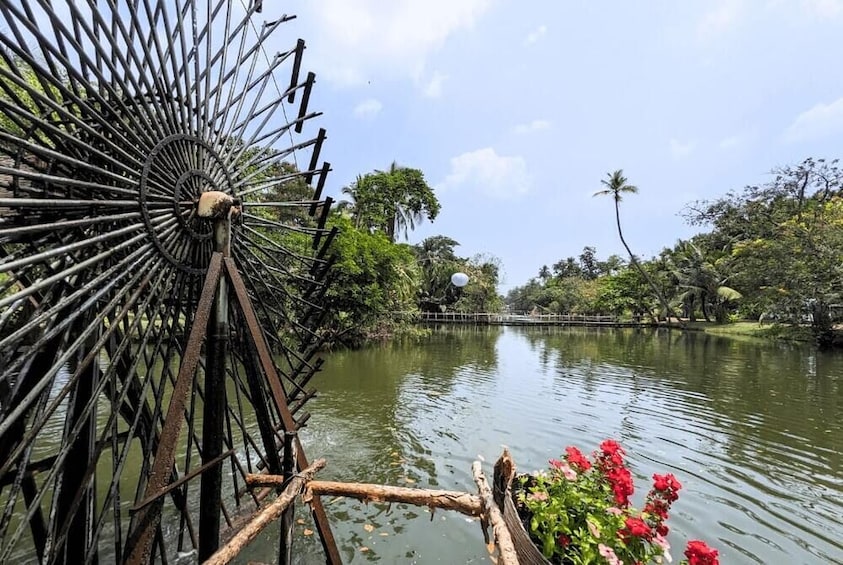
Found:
473,460 -> 519,565
204,459 -> 326,565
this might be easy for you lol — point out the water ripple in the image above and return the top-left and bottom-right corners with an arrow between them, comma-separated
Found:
293,328 -> 843,564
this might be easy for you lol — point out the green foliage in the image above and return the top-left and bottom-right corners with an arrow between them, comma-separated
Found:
687,157 -> 843,343
339,162 -> 440,242
661,240 -> 741,323
413,238 -> 502,313
321,214 -> 421,347
509,157 -> 843,344
413,235 -> 464,310
452,254 -> 503,313
507,248 -> 628,316
518,440 -> 715,565
0,55 -> 65,143
593,268 -> 652,318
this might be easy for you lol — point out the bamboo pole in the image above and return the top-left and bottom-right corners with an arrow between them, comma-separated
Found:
299,481 -> 483,516
204,459 -> 326,565
473,460 -> 519,565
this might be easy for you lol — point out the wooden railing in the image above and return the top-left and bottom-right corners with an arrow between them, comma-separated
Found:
408,312 -> 629,325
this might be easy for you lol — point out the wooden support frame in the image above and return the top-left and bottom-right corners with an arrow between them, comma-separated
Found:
212,451 -> 521,565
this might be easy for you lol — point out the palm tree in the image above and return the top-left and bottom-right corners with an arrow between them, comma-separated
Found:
337,175 -> 365,228
594,170 -> 683,326
670,241 -> 741,323
381,161 -> 439,242
413,236 -> 464,311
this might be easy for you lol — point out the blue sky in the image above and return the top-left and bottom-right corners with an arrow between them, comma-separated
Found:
278,0 -> 843,291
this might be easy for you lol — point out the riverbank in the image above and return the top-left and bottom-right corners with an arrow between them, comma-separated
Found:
681,320 -> 825,343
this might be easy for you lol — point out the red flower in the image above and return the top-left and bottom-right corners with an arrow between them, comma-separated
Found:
600,439 -> 624,456
606,466 -> 634,506
656,523 -> 669,537
685,540 -> 719,565
557,534 -> 570,547
619,516 -> 652,541
652,473 -> 681,501
644,500 -> 669,521
565,446 -> 592,471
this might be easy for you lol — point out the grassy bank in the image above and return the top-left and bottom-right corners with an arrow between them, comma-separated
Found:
684,320 -> 816,342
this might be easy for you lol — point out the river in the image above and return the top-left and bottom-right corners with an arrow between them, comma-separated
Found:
247,325 -> 843,565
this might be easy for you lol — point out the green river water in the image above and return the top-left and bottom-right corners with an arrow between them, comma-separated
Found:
239,325 -> 843,565
21,325 -> 840,564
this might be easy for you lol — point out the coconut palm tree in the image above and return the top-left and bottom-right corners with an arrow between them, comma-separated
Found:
594,170 -> 683,326
337,175 -> 366,227
381,161 -> 440,242
413,236 -> 462,309
670,241 -> 741,323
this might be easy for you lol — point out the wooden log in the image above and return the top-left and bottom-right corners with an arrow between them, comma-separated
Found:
473,460 -> 519,565
497,456 -> 550,565
205,459 -> 326,565
492,448 -> 516,509
301,480 -> 483,517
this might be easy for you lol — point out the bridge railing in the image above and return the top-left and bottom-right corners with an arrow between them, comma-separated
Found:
408,312 -> 621,324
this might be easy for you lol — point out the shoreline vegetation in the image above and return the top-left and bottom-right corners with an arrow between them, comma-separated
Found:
239,156 -> 843,351
359,316 -> 836,349
680,320 -> 826,343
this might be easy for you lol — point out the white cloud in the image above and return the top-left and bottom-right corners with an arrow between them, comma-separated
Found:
669,138 -> 695,159
438,147 -> 531,199
513,119 -> 551,134
783,97 -> 843,142
697,0 -> 743,40
292,0 -> 492,86
353,98 -> 383,119
524,24 -> 547,45
423,71 -> 448,98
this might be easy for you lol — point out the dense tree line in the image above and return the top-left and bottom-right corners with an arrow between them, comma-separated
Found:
265,162 -> 502,347
506,158 -> 843,346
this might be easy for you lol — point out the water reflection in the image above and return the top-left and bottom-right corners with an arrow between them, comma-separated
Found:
273,327 -> 843,564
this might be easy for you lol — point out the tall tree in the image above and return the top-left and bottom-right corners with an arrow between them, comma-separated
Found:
685,157 -> 843,342
321,214 -> 421,346
552,257 -> 583,279
578,246 -> 600,280
594,170 -> 682,325
341,163 -> 440,242
337,174 -> 366,227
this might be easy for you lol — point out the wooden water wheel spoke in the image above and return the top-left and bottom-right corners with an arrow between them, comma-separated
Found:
1,1 -> 338,563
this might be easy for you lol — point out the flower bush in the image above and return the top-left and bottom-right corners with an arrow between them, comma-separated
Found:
516,439 -> 719,565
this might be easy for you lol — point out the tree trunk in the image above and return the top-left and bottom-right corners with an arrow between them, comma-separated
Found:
811,300 -> 834,347
614,202 -> 683,327
387,209 -> 396,242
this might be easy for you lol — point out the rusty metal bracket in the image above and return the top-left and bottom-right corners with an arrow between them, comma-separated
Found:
224,257 -> 342,565
124,252 -> 224,565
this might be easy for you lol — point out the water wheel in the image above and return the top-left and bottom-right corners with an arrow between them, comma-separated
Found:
0,1 -> 338,563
